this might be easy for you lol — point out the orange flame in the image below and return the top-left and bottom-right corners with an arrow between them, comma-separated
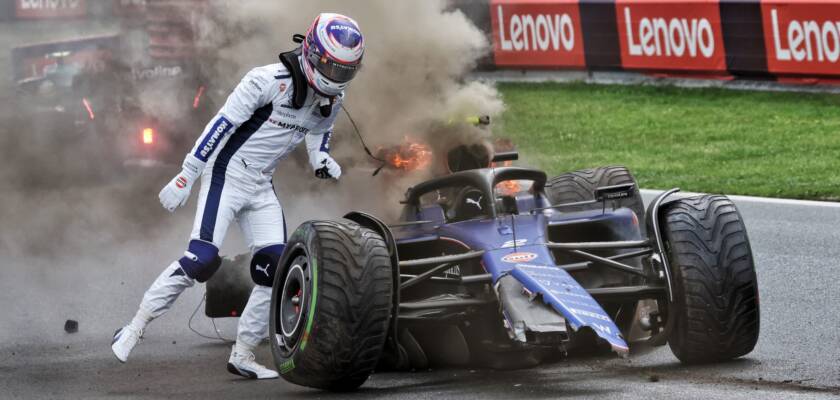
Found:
379,138 -> 433,172
494,160 -> 521,195
496,180 -> 522,196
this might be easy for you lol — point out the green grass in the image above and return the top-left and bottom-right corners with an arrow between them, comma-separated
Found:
497,82 -> 840,200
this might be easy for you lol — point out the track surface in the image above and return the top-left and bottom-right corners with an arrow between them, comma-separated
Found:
1,190 -> 839,399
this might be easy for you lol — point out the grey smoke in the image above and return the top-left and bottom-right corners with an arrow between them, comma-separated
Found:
189,0 -> 505,222
0,0 -> 503,342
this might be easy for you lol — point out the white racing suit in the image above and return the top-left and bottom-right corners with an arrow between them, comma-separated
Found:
137,61 -> 341,348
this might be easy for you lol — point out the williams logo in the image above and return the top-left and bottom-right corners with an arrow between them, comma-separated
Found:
501,252 -> 538,263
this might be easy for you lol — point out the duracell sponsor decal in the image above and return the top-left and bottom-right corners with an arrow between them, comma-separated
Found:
616,1 -> 727,71
762,2 -> 840,74
491,0 -> 586,67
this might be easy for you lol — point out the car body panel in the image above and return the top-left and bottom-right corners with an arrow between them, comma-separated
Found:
394,199 -> 633,355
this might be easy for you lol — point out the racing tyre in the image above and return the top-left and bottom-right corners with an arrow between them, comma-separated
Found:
546,166 -> 646,337
270,221 -> 393,391
662,195 -> 760,363
545,165 -> 645,226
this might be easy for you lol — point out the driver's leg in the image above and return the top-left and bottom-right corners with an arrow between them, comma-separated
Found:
227,184 -> 286,379
112,173 -> 244,363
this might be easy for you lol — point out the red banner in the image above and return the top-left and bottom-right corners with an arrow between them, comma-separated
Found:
15,0 -> 86,19
490,0 -> 586,68
616,0 -> 727,71
761,0 -> 840,75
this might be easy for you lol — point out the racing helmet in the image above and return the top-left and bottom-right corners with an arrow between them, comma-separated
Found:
301,13 -> 365,97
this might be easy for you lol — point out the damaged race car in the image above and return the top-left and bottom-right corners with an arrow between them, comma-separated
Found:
263,151 -> 760,391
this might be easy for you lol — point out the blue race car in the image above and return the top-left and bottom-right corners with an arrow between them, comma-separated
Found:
267,153 -> 760,391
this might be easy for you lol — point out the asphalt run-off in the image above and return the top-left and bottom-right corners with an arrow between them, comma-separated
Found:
0,190 -> 838,399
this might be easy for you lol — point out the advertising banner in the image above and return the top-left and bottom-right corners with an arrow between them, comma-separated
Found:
615,0 -> 728,71
491,0 -> 587,67
761,0 -> 840,75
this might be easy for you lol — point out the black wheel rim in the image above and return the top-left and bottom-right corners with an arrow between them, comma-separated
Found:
275,255 -> 309,355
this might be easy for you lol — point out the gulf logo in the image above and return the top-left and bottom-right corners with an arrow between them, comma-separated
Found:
501,252 -> 538,263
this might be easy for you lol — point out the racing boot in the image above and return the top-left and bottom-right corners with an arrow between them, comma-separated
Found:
111,325 -> 143,363
227,343 -> 279,379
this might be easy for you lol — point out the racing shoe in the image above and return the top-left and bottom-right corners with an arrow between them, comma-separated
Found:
227,345 -> 279,379
111,326 -> 143,363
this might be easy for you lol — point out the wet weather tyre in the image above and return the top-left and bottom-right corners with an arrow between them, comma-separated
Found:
545,165 -> 645,226
662,195 -> 760,364
546,166 -> 645,331
269,220 -> 393,391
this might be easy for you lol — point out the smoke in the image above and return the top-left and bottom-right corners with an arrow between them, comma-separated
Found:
188,0 -> 505,222
0,0 -> 502,342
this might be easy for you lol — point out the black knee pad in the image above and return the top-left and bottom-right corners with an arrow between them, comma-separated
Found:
250,244 -> 285,287
178,240 -> 221,283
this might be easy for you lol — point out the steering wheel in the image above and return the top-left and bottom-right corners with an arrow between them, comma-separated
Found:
449,187 -> 489,222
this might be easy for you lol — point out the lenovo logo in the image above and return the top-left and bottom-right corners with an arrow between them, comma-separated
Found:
497,6 -> 575,52
623,7 -> 715,58
616,1 -> 726,71
761,3 -> 840,74
490,0 -> 585,67
770,9 -> 840,63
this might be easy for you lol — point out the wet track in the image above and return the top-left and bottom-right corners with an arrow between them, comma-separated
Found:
1,189 -> 839,399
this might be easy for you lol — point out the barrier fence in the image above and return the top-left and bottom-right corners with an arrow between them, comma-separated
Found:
479,0 -> 840,83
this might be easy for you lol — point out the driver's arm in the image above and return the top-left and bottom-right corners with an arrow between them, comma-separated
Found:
188,68 -> 274,165
158,68 -> 273,212
305,96 -> 343,180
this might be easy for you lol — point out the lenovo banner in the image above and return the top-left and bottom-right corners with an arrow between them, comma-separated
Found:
762,0 -> 840,75
491,0 -> 586,67
15,0 -> 86,19
616,0 -> 727,71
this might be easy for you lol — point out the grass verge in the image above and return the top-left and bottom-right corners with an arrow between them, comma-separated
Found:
497,82 -> 840,201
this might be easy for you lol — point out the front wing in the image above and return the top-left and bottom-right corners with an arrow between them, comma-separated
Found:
509,263 -> 629,355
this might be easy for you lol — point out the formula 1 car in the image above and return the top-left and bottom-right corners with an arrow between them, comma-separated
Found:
266,153 -> 760,391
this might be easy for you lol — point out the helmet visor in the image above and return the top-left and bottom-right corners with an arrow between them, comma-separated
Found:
306,50 -> 360,83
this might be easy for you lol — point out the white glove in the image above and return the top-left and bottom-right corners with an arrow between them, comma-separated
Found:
159,155 -> 205,212
311,151 -> 341,180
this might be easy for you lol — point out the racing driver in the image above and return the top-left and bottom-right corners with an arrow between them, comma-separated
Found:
111,13 -> 365,379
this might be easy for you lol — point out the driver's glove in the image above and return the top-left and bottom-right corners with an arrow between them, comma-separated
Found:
311,151 -> 341,180
159,154 -> 205,212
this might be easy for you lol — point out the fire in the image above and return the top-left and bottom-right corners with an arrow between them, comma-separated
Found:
378,138 -> 433,172
494,160 -> 522,195
496,180 -> 522,196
